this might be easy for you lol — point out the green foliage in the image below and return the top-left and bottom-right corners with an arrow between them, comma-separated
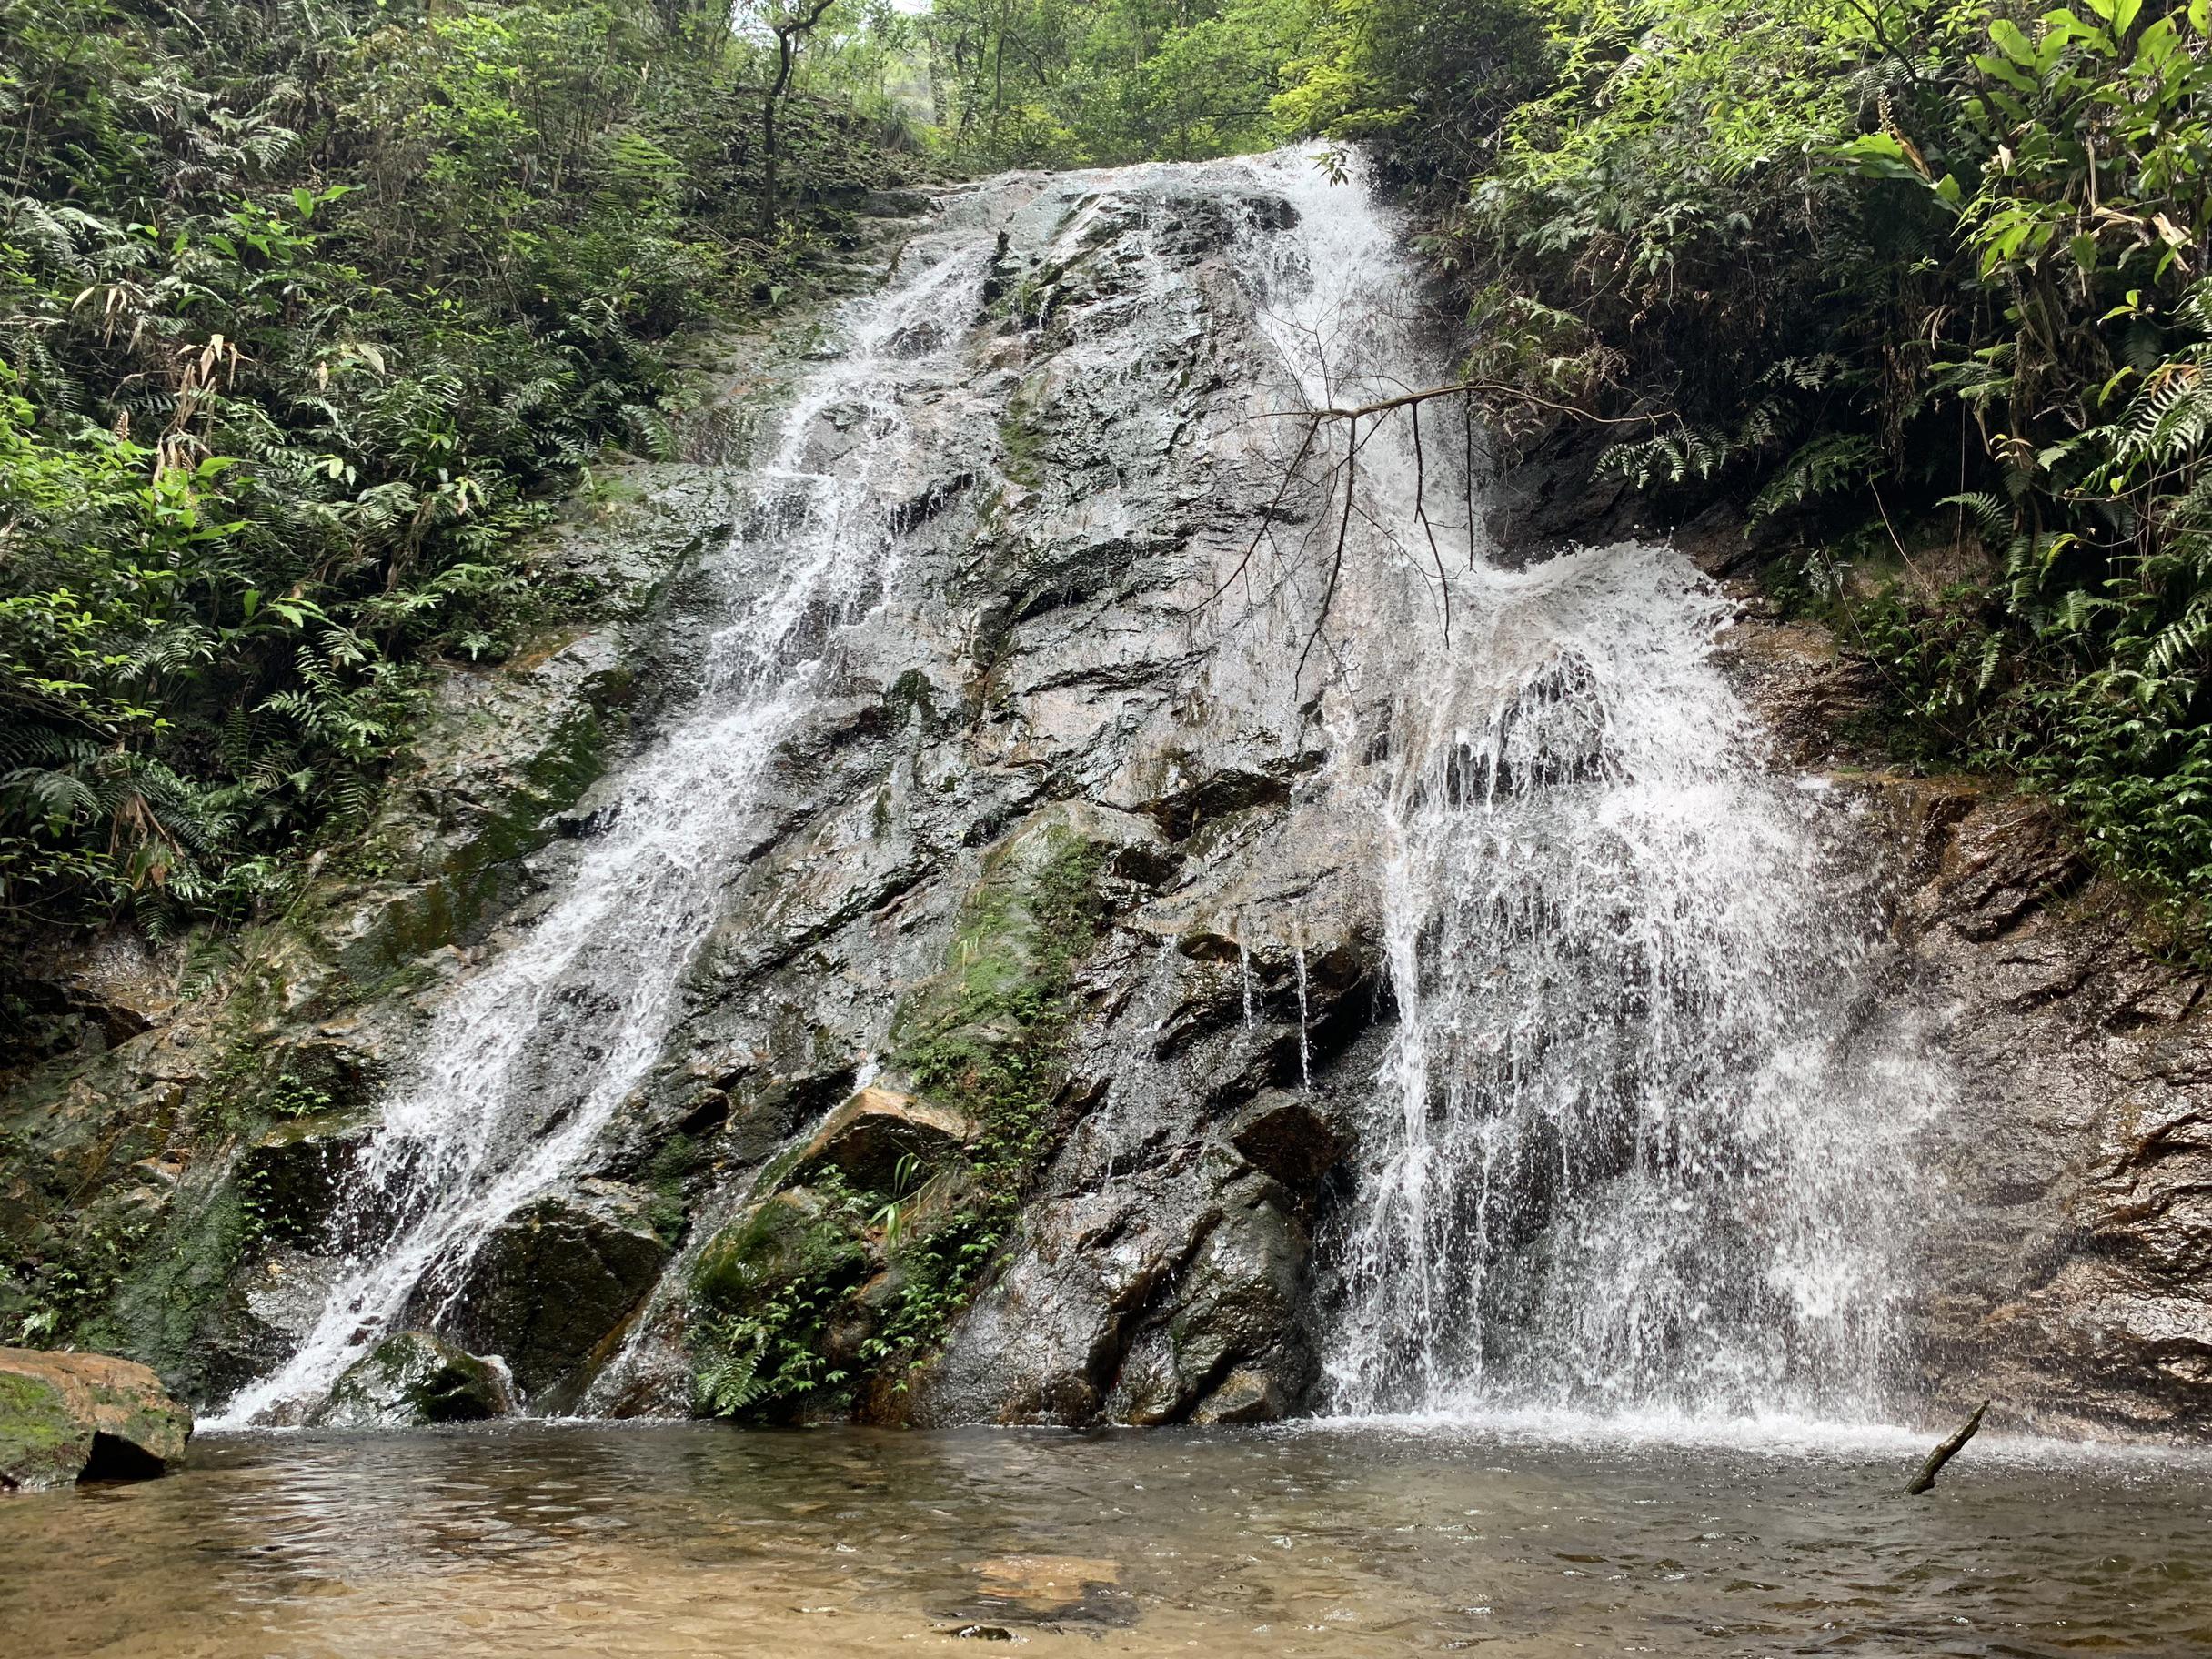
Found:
1,0 -> 905,940
694,1289 -> 851,1415
915,0 -> 1320,168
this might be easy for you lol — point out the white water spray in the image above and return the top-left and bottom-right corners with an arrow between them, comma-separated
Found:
1211,152 -> 1940,1426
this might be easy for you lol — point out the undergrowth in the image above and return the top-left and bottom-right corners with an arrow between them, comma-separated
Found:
692,826 -> 1111,1419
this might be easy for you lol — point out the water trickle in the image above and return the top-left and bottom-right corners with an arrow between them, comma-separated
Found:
1239,926 -> 1257,1031
1293,941 -> 1312,1091
211,197 -> 1008,1428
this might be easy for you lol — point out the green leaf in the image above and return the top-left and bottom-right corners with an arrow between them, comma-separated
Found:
1989,18 -> 2038,62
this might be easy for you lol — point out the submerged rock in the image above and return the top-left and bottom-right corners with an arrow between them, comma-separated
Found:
310,1331 -> 515,1428
0,1347 -> 191,1492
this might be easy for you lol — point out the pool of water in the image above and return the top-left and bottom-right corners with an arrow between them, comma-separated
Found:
4,1420 -> 2207,1656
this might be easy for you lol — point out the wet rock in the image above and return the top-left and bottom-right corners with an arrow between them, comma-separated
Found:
308,1331 -> 515,1429
0,1347 -> 191,1491
1226,1091 -> 1346,1193
790,1082 -> 979,1192
691,1188 -> 869,1318
1192,1366 -> 1292,1424
435,1180 -> 669,1398
1728,730 -> 2212,1433
236,1108 -> 375,1249
1105,1171 -> 1314,1425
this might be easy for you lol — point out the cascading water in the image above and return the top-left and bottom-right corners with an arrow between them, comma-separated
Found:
1315,548 -> 1939,1425
213,202 -> 1004,1427
1228,156 -> 1945,1429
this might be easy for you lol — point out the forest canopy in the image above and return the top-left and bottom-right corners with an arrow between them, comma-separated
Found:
5,0 -> 2211,949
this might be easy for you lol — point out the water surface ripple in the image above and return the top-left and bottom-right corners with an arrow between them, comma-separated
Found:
5,1423 -> 2207,1656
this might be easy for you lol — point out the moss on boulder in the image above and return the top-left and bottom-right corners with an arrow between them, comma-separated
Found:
692,1188 -> 869,1318
0,1346 -> 191,1492
309,1331 -> 515,1429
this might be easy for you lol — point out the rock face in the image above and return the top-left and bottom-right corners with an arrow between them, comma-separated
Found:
0,1347 -> 191,1491
1707,555 -> 2212,1437
791,1085 -> 980,1191
5,157 -> 2212,1446
1880,786 -> 2212,1433
309,1332 -> 515,1429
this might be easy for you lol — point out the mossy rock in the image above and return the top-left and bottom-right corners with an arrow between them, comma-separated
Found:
890,803 -> 1131,1074
0,1370 -> 87,1493
236,1107 -> 377,1249
309,1331 -> 515,1429
691,1188 -> 868,1317
0,1346 -> 191,1490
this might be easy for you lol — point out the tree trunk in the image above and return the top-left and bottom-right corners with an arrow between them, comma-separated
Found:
760,26 -> 797,237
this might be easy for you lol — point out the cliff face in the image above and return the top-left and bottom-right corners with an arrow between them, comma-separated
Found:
4,159 -> 2210,1441
1701,580 -> 2212,1437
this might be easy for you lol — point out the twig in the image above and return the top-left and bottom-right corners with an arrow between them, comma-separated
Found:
1195,414 -> 1321,615
1905,1399 -> 1989,1495
1409,398 -> 1451,646
1258,379 -> 1662,429
1463,389 -> 1478,570
1296,412 -> 1361,682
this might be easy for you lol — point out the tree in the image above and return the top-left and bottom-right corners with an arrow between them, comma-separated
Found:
751,0 -> 842,235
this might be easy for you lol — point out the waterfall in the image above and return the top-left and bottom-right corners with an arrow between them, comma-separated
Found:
210,197 -> 1005,1428
208,150 -> 1940,1433
1230,157 -> 1943,1428
1316,544 -> 1936,1424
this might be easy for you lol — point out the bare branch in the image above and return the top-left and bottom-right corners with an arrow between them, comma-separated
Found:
1297,412 -> 1362,684
1262,379 -> 1664,429
1409,398 -> 1450,647
1194,413 -> 1322,615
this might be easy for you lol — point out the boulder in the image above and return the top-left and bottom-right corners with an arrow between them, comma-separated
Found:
0,1347 -> 191,1492
1225,1091 -> 1345,1192
236,1108 -> 376,1248
791,1083 -> 979,1192
309,1331 -> 515,1429
434,1179 -> 670,1398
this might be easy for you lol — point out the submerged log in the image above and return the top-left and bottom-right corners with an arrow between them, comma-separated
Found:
1905,1399 -> 1990,1495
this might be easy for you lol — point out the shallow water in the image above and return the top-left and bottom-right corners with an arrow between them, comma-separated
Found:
5,1423 -> 2209,1657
